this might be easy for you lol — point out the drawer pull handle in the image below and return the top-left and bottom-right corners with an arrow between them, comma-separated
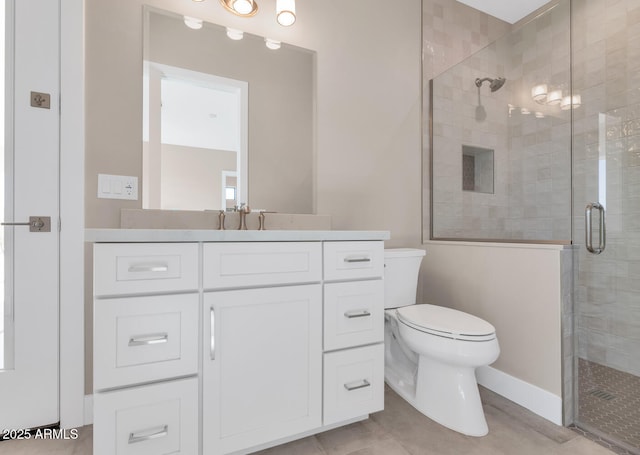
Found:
128,425 -> 168,444
344,379 -> 371,391
127,264 -> 169,273
344,257 -> 371,263
210,306 -> 216,360
344,309 -> 372,319
128,333 -> 169,346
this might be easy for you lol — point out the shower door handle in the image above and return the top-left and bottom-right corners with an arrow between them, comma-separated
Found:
585,202 -> 606,255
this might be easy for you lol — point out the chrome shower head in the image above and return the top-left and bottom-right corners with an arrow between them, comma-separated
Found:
475,76 -> 506,92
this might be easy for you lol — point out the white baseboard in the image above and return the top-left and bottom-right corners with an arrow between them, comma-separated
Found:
84,394 -> 93,426
476,366 -> 562,425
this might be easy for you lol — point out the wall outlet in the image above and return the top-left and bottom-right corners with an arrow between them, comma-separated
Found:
97,174 -> 139,200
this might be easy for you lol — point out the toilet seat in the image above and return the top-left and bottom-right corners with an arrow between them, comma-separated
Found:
396,304 -> 496,342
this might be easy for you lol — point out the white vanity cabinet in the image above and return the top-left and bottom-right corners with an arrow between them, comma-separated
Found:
89,231 -> 388,455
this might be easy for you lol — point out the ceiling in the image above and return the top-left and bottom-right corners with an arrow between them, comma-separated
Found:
455,0 -> 554,24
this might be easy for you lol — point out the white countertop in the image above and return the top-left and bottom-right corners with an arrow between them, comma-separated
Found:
85,229 -> 390,243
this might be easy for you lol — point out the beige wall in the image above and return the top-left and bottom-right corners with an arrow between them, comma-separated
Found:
420,242 -> 564,396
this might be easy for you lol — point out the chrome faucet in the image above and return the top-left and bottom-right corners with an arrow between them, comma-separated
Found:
218,210 -> 226,230
238,203 -> 250,230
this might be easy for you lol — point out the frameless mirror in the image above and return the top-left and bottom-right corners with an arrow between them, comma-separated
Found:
143,6 -> 315,213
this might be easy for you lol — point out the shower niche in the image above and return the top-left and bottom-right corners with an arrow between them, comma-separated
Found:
462,145 -> 493,194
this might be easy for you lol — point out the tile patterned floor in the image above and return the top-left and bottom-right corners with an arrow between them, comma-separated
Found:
577,358 -> 640,454
0,386 -> 616,455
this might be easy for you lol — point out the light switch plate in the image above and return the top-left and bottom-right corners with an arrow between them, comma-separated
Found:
97,174 -> 138,200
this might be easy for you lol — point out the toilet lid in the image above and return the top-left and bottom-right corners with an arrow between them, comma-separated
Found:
396,304 -> 496,341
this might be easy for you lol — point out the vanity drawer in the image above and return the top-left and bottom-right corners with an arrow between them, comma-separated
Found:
94,293 -> 198,391
93,377 -> 198,455
324,280 -> 384,351
323,344 -> 384,426
203,242 -> 322,289
323,241 -> 384,281
94,243 -> 198,296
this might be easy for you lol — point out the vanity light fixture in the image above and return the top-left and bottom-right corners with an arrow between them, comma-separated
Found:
183,16 -> 204,29
226,27 -> 244,40
264,38 -> 281,50
531,84 -> 548,103
219,0 -> 259,17
276,0 -> 296,26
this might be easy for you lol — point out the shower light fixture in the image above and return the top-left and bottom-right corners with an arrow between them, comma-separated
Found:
183,16 -> 203,29
277,0 -> 296,26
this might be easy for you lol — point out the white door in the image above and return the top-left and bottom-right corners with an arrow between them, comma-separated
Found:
0,0 -> 60,429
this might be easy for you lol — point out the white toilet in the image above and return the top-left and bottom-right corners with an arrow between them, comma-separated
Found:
383,248 -> 500,437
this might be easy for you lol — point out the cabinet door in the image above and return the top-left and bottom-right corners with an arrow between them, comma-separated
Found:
203,284 -> 322,455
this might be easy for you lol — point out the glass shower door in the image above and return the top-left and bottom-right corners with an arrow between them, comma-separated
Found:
573,0 -> 640,451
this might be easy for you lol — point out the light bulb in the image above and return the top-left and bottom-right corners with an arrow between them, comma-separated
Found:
226,27 -> 244,40
531,84 -> 548,103
277,0 -> 296,26
233,0 -> 254,14
183,16 -> 203,30
265,38 -> 281,50
547,89 -> 562,106
561,94 -> 581,110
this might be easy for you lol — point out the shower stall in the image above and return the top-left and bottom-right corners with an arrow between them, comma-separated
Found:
428,0 -> 640,452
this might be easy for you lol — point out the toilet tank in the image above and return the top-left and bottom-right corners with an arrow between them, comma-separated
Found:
384,248 -> 426,309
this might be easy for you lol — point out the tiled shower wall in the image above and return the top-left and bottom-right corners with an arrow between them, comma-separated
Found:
422,0 -> 510,240
430,2 -> 572,241
572,0 -> 640,377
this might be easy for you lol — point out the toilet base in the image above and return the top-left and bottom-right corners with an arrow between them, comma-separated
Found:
414,355 -> 488,437
385,357 -> 489,437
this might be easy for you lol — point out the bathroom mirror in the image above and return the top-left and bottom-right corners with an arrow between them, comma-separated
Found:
143,6 -> 315,213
